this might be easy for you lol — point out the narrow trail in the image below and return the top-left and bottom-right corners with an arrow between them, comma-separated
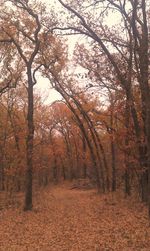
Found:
0,185 -> 150,251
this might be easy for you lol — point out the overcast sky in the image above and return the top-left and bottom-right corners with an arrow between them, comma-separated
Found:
35,0 -> 121,104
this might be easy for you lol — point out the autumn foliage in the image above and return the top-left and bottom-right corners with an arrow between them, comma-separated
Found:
0,0 -> 150,220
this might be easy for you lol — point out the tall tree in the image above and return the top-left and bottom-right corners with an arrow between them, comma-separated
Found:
0,0 -> 65,210
56,0 -> 150,213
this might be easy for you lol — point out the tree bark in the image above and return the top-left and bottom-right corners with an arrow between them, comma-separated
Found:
24,68 -> 34,211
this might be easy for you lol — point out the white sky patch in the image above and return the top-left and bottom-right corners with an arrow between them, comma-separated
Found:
35,76 -> 62,104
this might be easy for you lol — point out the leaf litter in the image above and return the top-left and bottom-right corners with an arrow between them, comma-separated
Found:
0,184 -> 150,251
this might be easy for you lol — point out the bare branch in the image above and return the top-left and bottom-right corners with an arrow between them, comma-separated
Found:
0,38 -> 13,43
32,64 -> 44,85
57,0 -> 127,87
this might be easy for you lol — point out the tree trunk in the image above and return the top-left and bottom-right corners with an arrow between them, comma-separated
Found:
145,91 -> 150,214
109,101 -> 116,192
124,169 -> 131,196
124,97 -> 131,196
24,69 -> 34,211
111,140 -> 116,192
0,164 -> 5,191
59,89 -> 102,191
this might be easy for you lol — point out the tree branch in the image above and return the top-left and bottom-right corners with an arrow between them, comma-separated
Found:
57,0 -> 127,87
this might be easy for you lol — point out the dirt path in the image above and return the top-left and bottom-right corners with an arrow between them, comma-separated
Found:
0,185 -> 150,251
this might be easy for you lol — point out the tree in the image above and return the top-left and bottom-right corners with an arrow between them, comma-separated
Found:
55,0 -> 150,213
0,0 -> 65,210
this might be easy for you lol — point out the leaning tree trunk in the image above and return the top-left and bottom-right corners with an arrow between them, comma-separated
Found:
56,86 -> 102,192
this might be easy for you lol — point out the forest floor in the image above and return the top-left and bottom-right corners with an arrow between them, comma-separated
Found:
0,183 -> 150,251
